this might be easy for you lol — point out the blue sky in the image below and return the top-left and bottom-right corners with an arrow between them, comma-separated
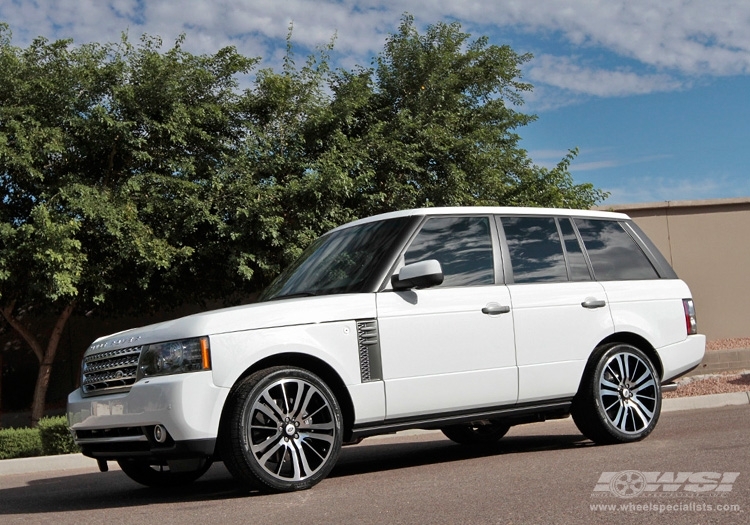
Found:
2,0 -> 749,204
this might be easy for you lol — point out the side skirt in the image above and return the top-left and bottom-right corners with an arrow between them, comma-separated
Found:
350,399 -> 573,440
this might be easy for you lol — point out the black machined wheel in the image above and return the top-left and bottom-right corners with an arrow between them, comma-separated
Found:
441,419 -> 511,445
116,458 -> 212,487
572,343 -> 662,445
220,367 -> 343,492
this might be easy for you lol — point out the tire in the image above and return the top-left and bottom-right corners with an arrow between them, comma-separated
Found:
117,458 -> 212,487
220,366 -> 343,492
572,343 -> 662,445
441,420 -> 511,445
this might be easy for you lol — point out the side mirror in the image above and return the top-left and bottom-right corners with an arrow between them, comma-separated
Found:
391,260 -> 444,291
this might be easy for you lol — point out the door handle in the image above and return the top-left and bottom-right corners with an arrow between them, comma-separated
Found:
482,303 -> 511,315
581,298 -> 607,309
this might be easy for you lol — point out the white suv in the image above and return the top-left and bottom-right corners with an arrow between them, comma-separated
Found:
67,207 -> 705,492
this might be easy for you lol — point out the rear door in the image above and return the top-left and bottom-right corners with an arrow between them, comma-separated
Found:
498,216 -> 615,403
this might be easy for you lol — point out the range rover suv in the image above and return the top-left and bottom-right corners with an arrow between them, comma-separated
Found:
67,207 -> 705,492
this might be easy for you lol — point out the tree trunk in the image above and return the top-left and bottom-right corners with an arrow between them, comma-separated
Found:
1,301 -> 76,427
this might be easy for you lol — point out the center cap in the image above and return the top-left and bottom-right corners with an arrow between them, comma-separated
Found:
285,423 -> 296,436
621,388 -> 632,399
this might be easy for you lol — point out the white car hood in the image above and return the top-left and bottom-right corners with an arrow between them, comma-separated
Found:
86,294 -> 377,355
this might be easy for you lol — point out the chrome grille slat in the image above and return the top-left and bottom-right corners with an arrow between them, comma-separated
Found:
82,346 -> 143,397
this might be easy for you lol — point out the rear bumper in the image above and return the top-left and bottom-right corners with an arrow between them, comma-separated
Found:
657,334 -> 706,382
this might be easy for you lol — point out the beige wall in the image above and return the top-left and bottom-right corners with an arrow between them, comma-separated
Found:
605,198 -> 750,342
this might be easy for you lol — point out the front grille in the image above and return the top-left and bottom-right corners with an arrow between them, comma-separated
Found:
356,320 -> 382,382
82,346 -> 143,397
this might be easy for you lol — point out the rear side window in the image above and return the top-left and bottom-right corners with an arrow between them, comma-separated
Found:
574,219 -> 659,280
404,216 -> 494,287
501,217 -> 568,283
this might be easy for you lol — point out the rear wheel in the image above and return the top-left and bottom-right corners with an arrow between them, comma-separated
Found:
441,420 -> 511,445
572,343 -> 661,444
117,458 -> 212,487
220,366 -> 343,492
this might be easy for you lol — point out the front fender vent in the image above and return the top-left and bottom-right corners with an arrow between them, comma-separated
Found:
356,319 -> 382,382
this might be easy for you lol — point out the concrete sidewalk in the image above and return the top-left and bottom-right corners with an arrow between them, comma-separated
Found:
1,390 -> 748,477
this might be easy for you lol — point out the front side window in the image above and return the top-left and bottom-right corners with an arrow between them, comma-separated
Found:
262,217 -> 412,300
501,216 -> 568,283
574,219 -> 659,281
403,216 -> 494,287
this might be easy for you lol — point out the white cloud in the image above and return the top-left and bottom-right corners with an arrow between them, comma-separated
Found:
527,55 -> 684,97
602,173 -> 750,205
2,0 -> 750,99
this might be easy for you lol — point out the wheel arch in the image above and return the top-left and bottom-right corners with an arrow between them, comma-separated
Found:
218,352 -> 357,444
594,332 -> 664,380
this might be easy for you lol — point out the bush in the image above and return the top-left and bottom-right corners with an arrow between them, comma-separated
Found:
0,427 -> 43,460
38,416 -> 80,456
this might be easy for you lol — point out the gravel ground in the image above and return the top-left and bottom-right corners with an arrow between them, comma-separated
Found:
664,369 -> 750,398
661,338 -> 750,398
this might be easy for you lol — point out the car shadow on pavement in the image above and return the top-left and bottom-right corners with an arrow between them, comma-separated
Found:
0,432 -> 591,514
331,431 -> 591,478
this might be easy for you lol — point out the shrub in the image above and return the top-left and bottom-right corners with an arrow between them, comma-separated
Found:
0,427 -> 43,460
38,416 -> 80,455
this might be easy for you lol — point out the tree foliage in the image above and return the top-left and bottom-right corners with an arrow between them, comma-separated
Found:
0,16 -> 607,424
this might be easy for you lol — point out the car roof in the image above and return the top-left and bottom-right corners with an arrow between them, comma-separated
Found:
330,206 -> 630,233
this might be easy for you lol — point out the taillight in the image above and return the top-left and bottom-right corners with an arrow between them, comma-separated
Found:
683,299 -> 697,335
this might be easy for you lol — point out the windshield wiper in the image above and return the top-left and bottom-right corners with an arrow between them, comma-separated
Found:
268,291 -> 318,301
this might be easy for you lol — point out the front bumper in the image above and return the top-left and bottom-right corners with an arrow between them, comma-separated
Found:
67,371 -> 229,460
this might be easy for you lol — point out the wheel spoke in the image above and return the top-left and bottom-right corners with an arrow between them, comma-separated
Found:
632,369 -> 655,391
250,430 -> 282,454
629,408 -> 649,430
295,383 -> 318,420
600,377 -> 620,393
299,431 -> 334,445
258,439 -> 286,466
630,396 -> 654,421
300,421 -> 335,432
260,392 -> 286,422
611,403 -> 625,428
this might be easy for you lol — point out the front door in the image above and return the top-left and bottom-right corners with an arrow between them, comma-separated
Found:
377,215 -> 518,420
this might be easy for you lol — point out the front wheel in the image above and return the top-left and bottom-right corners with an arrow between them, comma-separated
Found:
572,343 -> 662,445
220,366 -> 343,492
117,458 -> 212,487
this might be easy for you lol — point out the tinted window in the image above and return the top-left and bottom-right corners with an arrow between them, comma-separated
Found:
502,217 -> 567,283
574,219 -> 659,281
559,218 -> 592,281
404,217 -> 494,287
262,217 -> 412,299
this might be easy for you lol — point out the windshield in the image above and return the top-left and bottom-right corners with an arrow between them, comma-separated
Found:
261,216 -> 413,300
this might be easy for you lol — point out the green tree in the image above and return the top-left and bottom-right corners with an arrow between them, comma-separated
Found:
0,25 -> 256,425
221,16 -> 607,277
1,17 -> 608,425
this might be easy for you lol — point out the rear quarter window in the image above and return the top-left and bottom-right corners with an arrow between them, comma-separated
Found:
574,219 -> 659,281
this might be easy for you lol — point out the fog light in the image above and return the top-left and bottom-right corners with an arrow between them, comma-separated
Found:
154,424 -> 167,443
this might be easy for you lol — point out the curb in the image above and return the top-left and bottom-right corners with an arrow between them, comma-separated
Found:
2,392 -> 749,477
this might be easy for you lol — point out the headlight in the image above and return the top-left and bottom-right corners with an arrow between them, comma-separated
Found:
138,337 -> 211,378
